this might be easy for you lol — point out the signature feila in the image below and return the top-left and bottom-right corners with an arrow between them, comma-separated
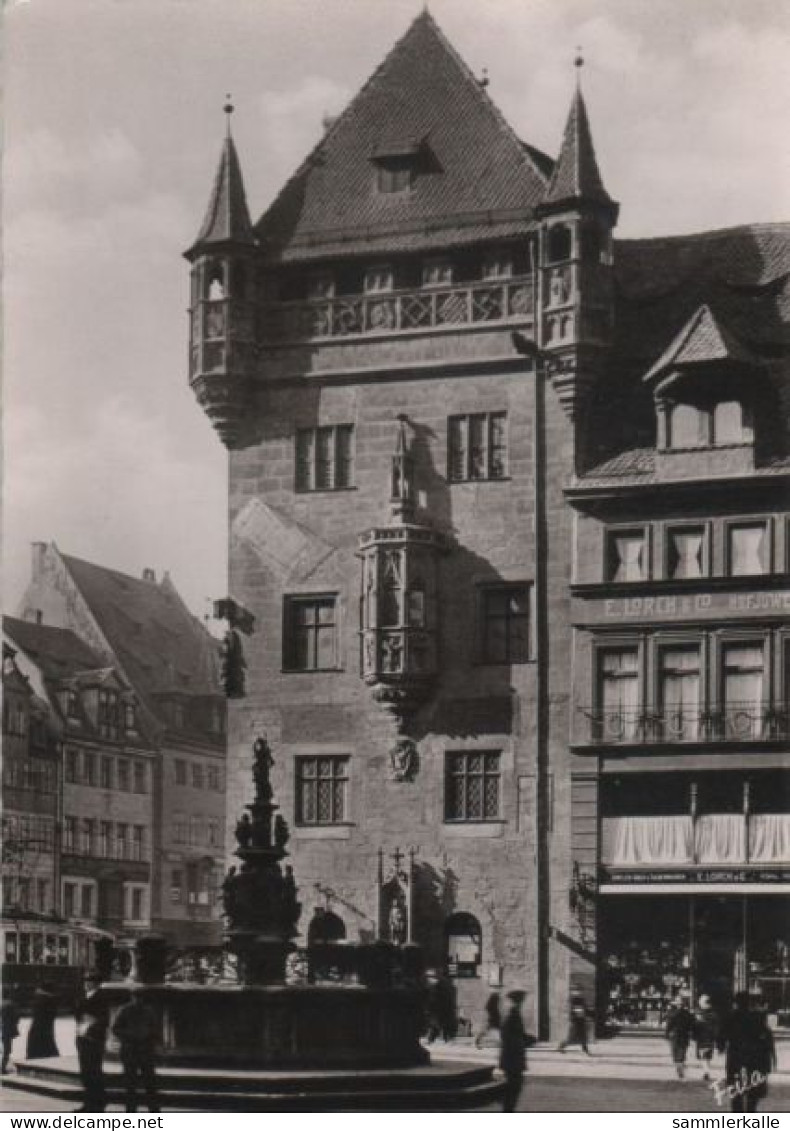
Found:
710,1068 -> 767,1106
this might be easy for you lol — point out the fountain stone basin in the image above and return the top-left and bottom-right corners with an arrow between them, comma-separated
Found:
98,982 -> 429,1069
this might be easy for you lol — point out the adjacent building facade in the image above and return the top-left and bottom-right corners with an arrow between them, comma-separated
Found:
18,545 -> 227,948
185,13 -> 789,1036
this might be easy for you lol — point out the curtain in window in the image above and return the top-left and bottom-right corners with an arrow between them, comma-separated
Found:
609,816 -> 693,865
660,648 -> 700,738
670,403 -> 705,448
601,650 -> 640,739
714,401 -> 744,445
749,814 -> 790,863
729,526 -> 765,576
669,530 -> 704,579
695,814 -> 746,863
723,645 -> 764,737
612,535 -> 644,582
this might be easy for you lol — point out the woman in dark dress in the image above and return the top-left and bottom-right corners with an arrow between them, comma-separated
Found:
26,985 -> 59,1059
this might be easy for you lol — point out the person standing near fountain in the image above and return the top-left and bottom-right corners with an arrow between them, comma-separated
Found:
499,990 -> 528,1112
74,973 -> 109,1112
112,989 -> 160,1113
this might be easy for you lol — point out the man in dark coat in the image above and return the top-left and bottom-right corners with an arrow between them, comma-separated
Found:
112,989 -> 160,1113
558,989 -> 591,1054
717,992 -> 776,1113
499,990 -> 528,1112
74,974 -> 109,1112
1,989 -> 20,1074
26,984 -> 59,1059
666,997 -> 695,1079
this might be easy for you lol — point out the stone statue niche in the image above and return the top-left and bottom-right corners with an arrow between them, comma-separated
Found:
221,737 -> 301,984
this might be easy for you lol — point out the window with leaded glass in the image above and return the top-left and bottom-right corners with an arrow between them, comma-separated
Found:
98,689 -> 120,740
295,425 -> 354,491
296,756 -> 349,826
479,585 -> 530,664
727,522 -> 769,576
284,595 -> 339,671
606,528 -> 647,582
445,751 -> 501,821
448,412 -> 507,481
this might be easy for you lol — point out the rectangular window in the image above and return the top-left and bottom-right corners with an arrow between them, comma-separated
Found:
598,648 -> 640,741
131,887 -> 144,922
173,814 -> 187,845
722,643 -> 764,738
207,765 -> 220,791
36,880 -> 48,912
284,595 -> 339,671
133,761 -> 146,793
175,759 -> 187,785
481,253 -> 514,280
607,529 -> 647,582
100,821 -> 112,858
479,585 -> 530,664
116,823 -> 128,860
206,818 -> 220,848
64,816 -> 76,853
445,751 -> 501,821
295,424 -> 354,491
296,756 -> 349,826
189,816 -> 201,847
667,526 -> 706,580
377,165 -> 411,194
100,756 -> 113,790
448,412 -> 507,481
422,259 -> 454,287
117,759 -> 130,791
83,752 -> 96,787
80,885 -> 93,919
132,825 -> 145,861
18,879 -> 31,912
98,690 -> 119,740
64,882 -> 77,918
659,646 -> 701,739
171,870 -> 183,904
81,819 -> 95,856
192,763 -> 204,790
727,522 -> 769,576
65,749 -> 78,784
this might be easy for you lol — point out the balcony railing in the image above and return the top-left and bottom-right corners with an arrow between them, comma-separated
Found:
580,702 -> 790,745
261,276 -> 535,343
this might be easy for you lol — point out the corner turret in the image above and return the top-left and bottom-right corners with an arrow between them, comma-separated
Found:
185,101 -> 258,448
536,63 -> 619,418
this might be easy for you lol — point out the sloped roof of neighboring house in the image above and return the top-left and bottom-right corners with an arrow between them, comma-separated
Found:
4,616 -> 106,681
642,304 -> 758,385
59,556 -> 222,723
255,10 -> 552,262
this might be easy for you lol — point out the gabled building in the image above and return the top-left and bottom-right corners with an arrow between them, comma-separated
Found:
18,544 -> 227,947
185,12 -> 789,1037
4,616 -> 155,949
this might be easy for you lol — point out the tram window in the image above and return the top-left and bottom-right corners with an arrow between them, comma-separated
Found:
58,935 -> 69,965
5,931 -> 17,962
19,932 -> 31,964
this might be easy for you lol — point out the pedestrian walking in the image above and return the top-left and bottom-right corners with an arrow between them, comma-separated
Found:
499,990 -> 528,1112
475,992 -> 501,1048
716,991 -> 776,1113
694,994 -> 718,1081
74,974 -> 109,1112
666,997 -> 695,1080
26,984 -> 59,1059
430,972 -> 457,1043
558,988 -> 591,1054
1,989 -> 20,1074
112,989 -> 161,1113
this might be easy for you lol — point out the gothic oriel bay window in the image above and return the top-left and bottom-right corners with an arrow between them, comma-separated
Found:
448,412 -> 507,481
296,756 -> 349,826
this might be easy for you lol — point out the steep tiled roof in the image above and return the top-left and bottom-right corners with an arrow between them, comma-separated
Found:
614,224 -> 790,366
3,616 -> 105,681
642,304 -> 757,384
60,556 -> 222,719
188,133 -> 255,255
543,86 -> 613,208
255,11 -> 550,262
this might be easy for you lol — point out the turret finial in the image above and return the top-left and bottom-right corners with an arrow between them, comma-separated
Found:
223,93 -> 234,134
574,48 -> 584,87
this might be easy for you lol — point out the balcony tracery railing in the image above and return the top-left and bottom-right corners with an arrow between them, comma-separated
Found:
580,702 -> 790,745
261,276 -> 535,343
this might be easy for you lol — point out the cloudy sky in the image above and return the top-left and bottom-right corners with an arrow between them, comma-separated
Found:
4,0 -> 789,620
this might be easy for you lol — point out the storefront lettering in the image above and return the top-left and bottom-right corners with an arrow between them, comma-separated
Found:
602,591 -> 790,619
603,867 -> 790,885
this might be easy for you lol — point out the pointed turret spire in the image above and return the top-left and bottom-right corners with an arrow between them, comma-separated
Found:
543,78 -> 614,212
187,101 -> 255,258
390,417 -> 416,522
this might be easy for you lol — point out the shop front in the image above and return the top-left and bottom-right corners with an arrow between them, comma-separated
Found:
597,770 -> 790,1032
